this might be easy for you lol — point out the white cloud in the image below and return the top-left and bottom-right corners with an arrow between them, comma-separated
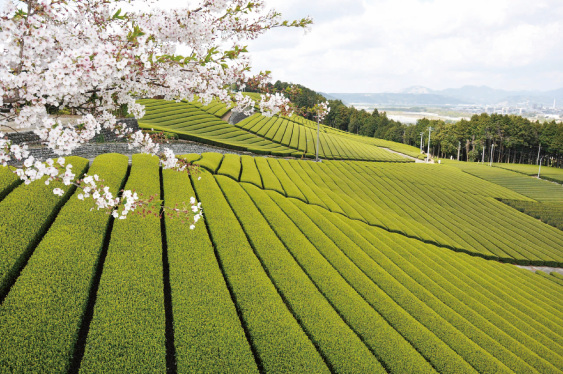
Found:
244,0 -> 563,92
2,0 -> 561,92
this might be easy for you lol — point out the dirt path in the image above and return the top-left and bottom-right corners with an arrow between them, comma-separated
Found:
381,148 -> 426,163
516,265 -> 563,276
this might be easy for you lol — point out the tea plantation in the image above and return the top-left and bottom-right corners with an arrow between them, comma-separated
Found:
138,99 -> 412,162
1,146 -> 563,373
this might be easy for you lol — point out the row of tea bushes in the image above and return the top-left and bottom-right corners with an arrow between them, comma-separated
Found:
79,155 -> 167,373
0,154 -> 129,372
0,156 -> 89,297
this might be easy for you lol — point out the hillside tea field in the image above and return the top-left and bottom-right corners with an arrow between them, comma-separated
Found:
137,99 -> 412,162
1,151 -> 563,373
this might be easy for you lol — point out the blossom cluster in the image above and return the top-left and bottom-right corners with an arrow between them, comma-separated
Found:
0,0 -> 312,222
314,101 -> 331,123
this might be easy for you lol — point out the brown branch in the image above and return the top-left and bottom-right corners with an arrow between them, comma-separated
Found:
0,124 -> 22,133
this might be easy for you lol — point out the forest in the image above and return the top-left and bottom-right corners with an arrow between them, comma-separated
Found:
324,100 -> 563,166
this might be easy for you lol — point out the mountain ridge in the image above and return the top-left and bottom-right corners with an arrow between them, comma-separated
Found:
328,85 -> 563,107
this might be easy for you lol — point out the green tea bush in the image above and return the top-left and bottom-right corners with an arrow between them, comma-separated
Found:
239,155 -> 263,188
79,154 -> 167,373
242,183 -> 436,374
191,172 -> 329,373
0,154 -> 128,373
0,156 -> 88,297
217,154 -> 242,180
194,152 -> 224,173
162,169 -> 258,373
273,193 -> 498,374
326,210 -> 559,373
254,157 -> 284,195
266,158 -> 307,202
0,165 -> 21,202
217,175 -> 385,373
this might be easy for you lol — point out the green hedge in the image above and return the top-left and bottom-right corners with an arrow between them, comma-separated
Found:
277,160 -> 326,208
178,153 -> 202,163
272,120 -> 288,143
254,157 -> 285,195
536,270 -> 563,288
235,113 -> 261,129
287,161 -> 346,215
548,273 -> 563,287
194,152 -> 224,173
216,175 -> 385,373
272,192 -> 496,374
191,171 -> 329,373
381,230 -> 563,366
161,169 -> 258,373
239,156 -> 263,188
79,154 -> 166,373
0,165 -> 21,202
324,209 -> 558,373
0,154 -> 129,373
300,162 -> 365,222
217,154 -> 242,181
281,123 -> 295,146
241,183 -> 436,374
0,156 -> 89,297
266,158 -> 307,203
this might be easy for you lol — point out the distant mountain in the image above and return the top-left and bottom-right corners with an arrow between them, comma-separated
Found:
328,85 -> 563,107
326,92 -> 467,106
318,92 -> 341,101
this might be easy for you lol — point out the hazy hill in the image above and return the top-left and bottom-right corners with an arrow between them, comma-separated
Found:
329,85 -> 563,107
324,92 -> 468,106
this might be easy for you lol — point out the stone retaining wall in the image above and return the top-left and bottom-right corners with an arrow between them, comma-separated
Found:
6,118 -> 139,145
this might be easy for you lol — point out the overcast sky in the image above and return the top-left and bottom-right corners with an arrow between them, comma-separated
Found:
244,0 -> 563,93
3,0 -> 561,93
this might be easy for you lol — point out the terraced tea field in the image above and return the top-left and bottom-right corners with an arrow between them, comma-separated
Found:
495,163 -> 563,184
199,97 -> 424,160
139,99 -> 410,162
445,161 -> 563,203
1,152 -> 563,373
502,200 -> 563,231
137,99 -> 297,156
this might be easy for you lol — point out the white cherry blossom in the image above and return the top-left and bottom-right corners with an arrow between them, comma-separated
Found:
0,0 -> 312,222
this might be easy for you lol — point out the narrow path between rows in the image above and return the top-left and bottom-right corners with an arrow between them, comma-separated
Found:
516,265 -> 563,275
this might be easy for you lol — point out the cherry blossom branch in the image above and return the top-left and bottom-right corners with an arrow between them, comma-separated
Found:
0,0 -> 313,223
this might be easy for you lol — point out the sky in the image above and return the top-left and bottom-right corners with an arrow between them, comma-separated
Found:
2,0 -> 562,93
242,0 -> 563,93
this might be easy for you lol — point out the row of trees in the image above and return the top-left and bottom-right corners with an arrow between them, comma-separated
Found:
323,100 -> 563,167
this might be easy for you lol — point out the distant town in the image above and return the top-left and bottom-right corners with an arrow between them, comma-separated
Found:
325,85 -> 563,123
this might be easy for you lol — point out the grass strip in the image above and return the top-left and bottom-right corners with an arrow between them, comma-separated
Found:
240,156 -> 263,188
